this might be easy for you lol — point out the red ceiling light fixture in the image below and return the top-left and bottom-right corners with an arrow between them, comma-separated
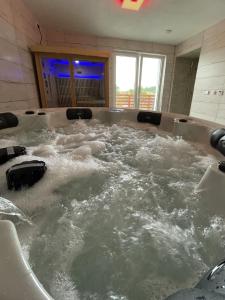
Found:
120,0 -> 145,11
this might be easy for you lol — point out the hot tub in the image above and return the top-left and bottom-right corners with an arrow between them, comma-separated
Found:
0,108 -> 225,300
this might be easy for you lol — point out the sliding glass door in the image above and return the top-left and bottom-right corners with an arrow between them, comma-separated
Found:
115,55 -> 137,109
114,53 -> 164,111
139,56 -> 162,110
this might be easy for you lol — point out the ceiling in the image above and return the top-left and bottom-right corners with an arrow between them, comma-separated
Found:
24,0 -> 225,45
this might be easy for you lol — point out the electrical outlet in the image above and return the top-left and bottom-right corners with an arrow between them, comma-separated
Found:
218,90 -> 224,96
203,90 -> 210,95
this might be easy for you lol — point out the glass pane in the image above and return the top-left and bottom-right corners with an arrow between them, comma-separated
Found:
74,60 -> 105,107
139,57 -> 161,110
41,57 -> 72,107
115,55 -> 136,109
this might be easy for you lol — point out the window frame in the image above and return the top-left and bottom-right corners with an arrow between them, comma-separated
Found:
32,48 -> 110,108
113,51 -> 166,111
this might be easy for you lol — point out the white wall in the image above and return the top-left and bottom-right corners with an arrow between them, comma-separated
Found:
0,0 -> 45,111
45,29 -> 176,112
176,19 -> 225,125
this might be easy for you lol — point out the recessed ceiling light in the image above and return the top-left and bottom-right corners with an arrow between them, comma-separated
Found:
121,0 -> 145,11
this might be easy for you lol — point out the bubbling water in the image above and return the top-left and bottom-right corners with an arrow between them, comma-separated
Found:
0,120 -> 221,300
0,196 -> 32,224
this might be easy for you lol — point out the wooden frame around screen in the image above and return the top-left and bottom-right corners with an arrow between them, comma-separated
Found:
31,46 -> 110,108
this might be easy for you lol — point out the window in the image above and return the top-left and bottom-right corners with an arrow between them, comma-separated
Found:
115,55 -> 137,109
114,53 -> 164,111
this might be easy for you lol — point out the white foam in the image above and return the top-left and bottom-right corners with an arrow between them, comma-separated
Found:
82,141 -> 106,154
71,145 -> 92,160
32,144 -> 58,157
56,133 -> 86,146
0,138 -> 18,147
0,196 -> 31,224
50,272 -> 80,300
0,152 -> 104,213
